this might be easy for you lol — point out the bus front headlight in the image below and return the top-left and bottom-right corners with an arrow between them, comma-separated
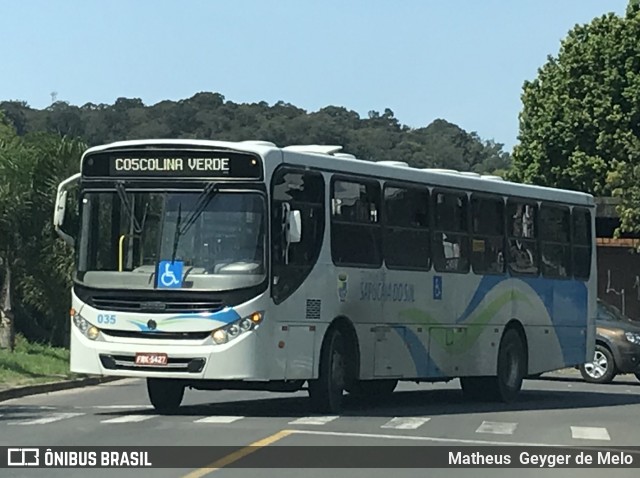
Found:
211,312 -> 263,345
72,310 -> 100,341
212,329 -> 228,345
87,326 -> 100,340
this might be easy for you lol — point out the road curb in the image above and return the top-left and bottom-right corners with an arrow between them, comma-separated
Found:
0,376 -> 123,402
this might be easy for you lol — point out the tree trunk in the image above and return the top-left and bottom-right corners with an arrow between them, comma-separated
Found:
0,260 -> 16,351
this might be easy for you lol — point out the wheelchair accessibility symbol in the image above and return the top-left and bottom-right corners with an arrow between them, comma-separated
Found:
157,260 -> 184,289
433,275 -> 442,300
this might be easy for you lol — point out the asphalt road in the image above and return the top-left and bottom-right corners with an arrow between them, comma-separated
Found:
1,372 -> 640,478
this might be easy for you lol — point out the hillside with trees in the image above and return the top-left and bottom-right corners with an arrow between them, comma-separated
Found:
1,93 -> 511,174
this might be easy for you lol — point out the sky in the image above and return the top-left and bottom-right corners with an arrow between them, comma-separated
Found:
0,0 -> 630,151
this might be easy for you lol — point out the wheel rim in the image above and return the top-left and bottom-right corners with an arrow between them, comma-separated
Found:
584,350 -> 608,379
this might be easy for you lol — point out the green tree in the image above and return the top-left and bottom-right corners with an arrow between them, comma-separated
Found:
14,134 -> 85,345
0,116 -> 33,349
509,0 -> 640,231
0,117 -> 85,348
606,0 -> 640,233
509,3 -> 640,236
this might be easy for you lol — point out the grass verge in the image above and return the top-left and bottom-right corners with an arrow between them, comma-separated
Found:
0,335 -> 76,389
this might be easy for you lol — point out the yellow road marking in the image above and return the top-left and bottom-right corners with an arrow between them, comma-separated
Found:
181,429 -> 294,478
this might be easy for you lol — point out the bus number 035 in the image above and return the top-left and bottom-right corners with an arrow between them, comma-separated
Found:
97,314 -> 116,325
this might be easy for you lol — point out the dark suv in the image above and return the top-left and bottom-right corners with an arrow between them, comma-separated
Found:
580,300 -> 640,383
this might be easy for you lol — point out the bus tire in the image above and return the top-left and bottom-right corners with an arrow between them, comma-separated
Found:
347,379 -> 397,399
308,328 -> 346,413
147,378 -> 185,414
495,328 -> 526,402
460,328 -> 525,403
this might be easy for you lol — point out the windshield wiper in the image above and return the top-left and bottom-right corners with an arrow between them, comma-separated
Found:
170,203 -> 182,263
115,182 -> 146,235
178,183 -> 218,235
169,183 -> 218,263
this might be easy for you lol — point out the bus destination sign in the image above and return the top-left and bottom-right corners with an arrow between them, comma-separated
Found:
82,150 -> 262,179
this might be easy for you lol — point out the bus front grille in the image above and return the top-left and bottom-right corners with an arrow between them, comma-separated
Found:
101,330 -> 211,340
90,297 -> 224,314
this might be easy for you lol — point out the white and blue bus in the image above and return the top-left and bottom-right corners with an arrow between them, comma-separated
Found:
53,139 -> 596,413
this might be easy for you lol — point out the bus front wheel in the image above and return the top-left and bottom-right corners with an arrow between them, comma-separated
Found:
308,328 -> 346,413
147,378 -> 185,414
460,328 -> 525,403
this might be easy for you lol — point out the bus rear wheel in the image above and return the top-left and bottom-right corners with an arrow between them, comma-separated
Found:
460,328 -> 525,403
308,328 -> 346,413
147,378 -> 185,414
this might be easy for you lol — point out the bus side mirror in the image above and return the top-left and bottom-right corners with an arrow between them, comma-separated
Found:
53,173 -> 81,246
287,210 -> 302,244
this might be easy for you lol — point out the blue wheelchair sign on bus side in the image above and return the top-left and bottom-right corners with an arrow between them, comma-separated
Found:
157,260 -> 184,289
433,275 -> 442,300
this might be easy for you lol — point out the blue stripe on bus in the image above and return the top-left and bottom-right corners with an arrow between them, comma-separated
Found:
393,326 -> 445,378
454,274 -> 588,364
168,307 -> 241,323
393,275 -> 588,376
128,307 -> 241,331
456,275 -> 588,325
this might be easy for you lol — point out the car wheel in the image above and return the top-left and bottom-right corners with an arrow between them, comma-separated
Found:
579,345 -> 616,384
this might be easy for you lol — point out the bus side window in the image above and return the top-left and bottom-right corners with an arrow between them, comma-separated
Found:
572,208 -> 592,280
507,201 -> 538,275
271,168 -> 325,304
331,178 -> 382,267
432,191 -> 469,273
383,185 -> 430,270
471,195 -> 505,275
540,204 -> 571,279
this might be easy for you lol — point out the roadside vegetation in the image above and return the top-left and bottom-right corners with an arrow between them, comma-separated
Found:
0,335 -> 74,389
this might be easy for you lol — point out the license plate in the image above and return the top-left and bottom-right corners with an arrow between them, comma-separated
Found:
134,353 -> 168,366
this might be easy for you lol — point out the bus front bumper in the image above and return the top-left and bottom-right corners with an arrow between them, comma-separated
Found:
70,326 -> 268,380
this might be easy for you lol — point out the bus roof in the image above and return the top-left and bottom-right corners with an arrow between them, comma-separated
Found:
82,139 -> 594,207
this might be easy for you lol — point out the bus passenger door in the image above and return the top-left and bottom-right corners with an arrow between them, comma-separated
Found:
372,325 -> 407,377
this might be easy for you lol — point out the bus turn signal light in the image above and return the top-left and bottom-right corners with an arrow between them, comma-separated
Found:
251,312 -> 262,323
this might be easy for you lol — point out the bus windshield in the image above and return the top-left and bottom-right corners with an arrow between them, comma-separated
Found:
76,189 -> 266,291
